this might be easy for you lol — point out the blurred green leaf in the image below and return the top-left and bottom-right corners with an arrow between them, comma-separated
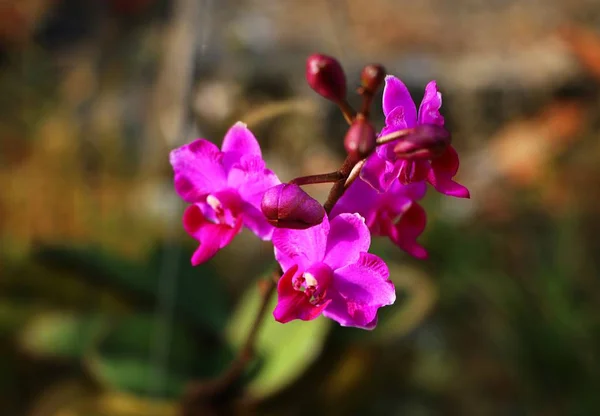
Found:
147,244 -> 230,332
18,312 -> 110,359
370,265 -> 438,344
33,243 -> 230,332
0,300 -> 40,337
226,282 -> 331,398
88,313 -> 232,400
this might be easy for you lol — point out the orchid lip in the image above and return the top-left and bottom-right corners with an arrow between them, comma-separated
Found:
292,262 -> 334,306
206,194 -> 223,214
203,191 -> 242,228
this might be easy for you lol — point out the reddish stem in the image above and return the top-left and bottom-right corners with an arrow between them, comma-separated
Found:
290,171 -> 343,186
336,99 -> 356,125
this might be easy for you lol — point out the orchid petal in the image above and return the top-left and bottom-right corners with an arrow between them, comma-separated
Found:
431,145 -> 460,177
242,202 -> 274,240
321,291 -> 376,330
227,154 -> 281,209
324,214 -> 371,270
273,265 -> 330,323
323,253 -> 394,329
182,204 -> 242,265
418,81 -> 444,126
428,174 -> 471,199
428,146 -> 470,198
360,154 -> 400,192
273,215 -> 330,271
384,105 -> 410,130
382,76 -> 417,126
221,122 -> 262,170
389,180 -> 428,201
170,139 -> 226,203
389,202 -> 428,259
330,178 -> 378,219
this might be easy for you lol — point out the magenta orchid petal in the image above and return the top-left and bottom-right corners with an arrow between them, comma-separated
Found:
323,213 -> 371,270
427,146 -> 470,198
389,202 -> 428,259
360,154 -> 401,192
331,176 -> 429,259
390,180 -> 427,201
382,75 -> 417,125
273,265 -> 331,323
183,204 -> 242,265
428,174 -> 471,199
330,177 -> 377,219
323,252 -> 395,329
374,138 -> 398,162
417,81 -> 444,126
320,292 -> 378,330
384,105 -> 410,131
241,202 -> 274,240
170,139 -> 226,203
432,145 -> 460,177
397,159 -> 430,185
273,215 -> 330,271
227,155 -> 281,208
320,292 -> 364,328
221,122 -> 262,170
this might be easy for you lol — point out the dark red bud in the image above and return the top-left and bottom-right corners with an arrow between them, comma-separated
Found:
344,114 -> 376,160
393,124 -> 451,160
306,54 -> 347,103
261,184 -> 325,230
360,64 -> 386,94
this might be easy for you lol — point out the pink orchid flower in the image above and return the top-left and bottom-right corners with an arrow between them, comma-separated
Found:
272,213 -> 396,330
170,122 -> 280,265
332,178 -> 428,259
361,76 -> 470,198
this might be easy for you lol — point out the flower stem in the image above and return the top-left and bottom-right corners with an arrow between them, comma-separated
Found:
290,171 -> 343,186
336,99 -> 356,125
181,270 -> 279,414
323,156 -> 357,214
358,88 -> 374,119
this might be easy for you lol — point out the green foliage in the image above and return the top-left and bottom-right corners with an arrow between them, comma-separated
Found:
33,243 -> 230,332
226,281 -> 331,398
19,312 -> 110,359
88,313 -> 231,399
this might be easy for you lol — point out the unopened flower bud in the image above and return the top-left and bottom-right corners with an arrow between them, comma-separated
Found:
261,184 -> 325,230
306,54 -> 347,103
393,124 -> 451,160
360,64 -> 386,94
344,114 -> 376,160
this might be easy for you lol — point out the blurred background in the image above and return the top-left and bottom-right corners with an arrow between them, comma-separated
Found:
2,0 -> 600,414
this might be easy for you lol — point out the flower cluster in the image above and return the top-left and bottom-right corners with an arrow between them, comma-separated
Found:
170,54 -> 469,330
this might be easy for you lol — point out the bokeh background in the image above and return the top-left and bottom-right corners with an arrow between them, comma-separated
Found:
3,0 -> 600,415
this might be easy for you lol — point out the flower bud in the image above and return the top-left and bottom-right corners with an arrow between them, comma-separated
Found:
306,54 -> 347,103
344,114 -> 376,160
393,124 -> 451,160
261,184 -> 325,230
360,64 -> 386,94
